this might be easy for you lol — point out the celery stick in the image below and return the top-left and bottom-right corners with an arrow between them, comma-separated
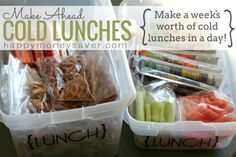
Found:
135,90 -> 145,121
159,102 -> 165,122
145,103 -> 151,121
151,102 -> 160,122
164,101 -> 176,122
144,95 -> 151,121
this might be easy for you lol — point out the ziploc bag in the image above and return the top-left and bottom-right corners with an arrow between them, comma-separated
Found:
179,90 -> 236,122
8,54 -> 51,115
7,51 -> 120,115
134,80 -> 178,122
38,51 -> 119,103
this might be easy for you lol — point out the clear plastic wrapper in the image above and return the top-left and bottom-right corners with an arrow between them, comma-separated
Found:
179,91 -> 236,122
38,56 -> 93,101
138,66 -> 214,90
138,50 -> 221,73
134,79 -> 178,122
8,54 -> 51,115
0,58 -> 9,114
161,50 -> 219,65
38,51 -> 119,104
8,54 -> 31,115
6,51 -> 119,115
0,78 -> 9,114
27,81 -> 52,113
82,52 -> 119,103
136,73 -> 203,96
137,56 -> 223,88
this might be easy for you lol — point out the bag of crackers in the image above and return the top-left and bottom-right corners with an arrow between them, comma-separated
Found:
6,50 -> 119,115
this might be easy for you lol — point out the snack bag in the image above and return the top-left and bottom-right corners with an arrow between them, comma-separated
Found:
7,51 -> 119,115
38,51 -> 119,104
179,91 -> 236,122
8,54 -> 51,115
134,80 -> 178,122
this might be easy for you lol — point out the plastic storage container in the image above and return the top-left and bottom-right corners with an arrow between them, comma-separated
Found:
0,1 -> 136,157
121,0 -> 236,150
124,50 -> 236,150
0,51 -> 135,157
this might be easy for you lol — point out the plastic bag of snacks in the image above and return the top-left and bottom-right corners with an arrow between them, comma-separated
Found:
134,79 -> 178,122
38,51 -> 119,104
179,91 -> 236,122
6,51 -> 119,115
8,54 -> 51,115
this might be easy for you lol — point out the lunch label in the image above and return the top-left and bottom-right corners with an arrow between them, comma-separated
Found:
26,123 -> 107,150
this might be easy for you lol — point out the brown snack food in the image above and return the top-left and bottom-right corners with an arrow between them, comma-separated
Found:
61,75 -> 93,100
52,99 -> 95,111
59,55 -> 84,81
38,56 -> 94,101
28,80 -> 53,113
84,53 -> 118,103
38,57 -> 65,100
38,57 -> 57,81
30,82 -> 45,99
38,52 -> 119,110
58,56 -> 94,101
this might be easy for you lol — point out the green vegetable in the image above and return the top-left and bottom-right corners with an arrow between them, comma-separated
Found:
150,100 -> 175,122
145,103 -> 151,121
134,89 -> 176,123
164,101 -> 175,122
151,101 -> 160,122
159,102 -> 165,122
135,90 -> 145,121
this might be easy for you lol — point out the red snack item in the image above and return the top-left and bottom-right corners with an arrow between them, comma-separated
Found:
13,50 -> 34,65
180,91 -> 236,122
44,50 -> 54,57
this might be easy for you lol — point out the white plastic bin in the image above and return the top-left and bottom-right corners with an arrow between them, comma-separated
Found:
0,0 -> 136,156
0,51 -> 135,157
124,50 -> 236,150
120,0 -> 236,150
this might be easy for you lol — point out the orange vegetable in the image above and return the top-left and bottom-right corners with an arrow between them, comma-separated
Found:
13,50 -> 34,65
214,115 -> 236,122
181,91 -> 236,122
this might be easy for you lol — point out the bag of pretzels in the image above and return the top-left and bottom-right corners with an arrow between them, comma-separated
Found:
38,51 -> 119,105
7,51 -> 119,115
